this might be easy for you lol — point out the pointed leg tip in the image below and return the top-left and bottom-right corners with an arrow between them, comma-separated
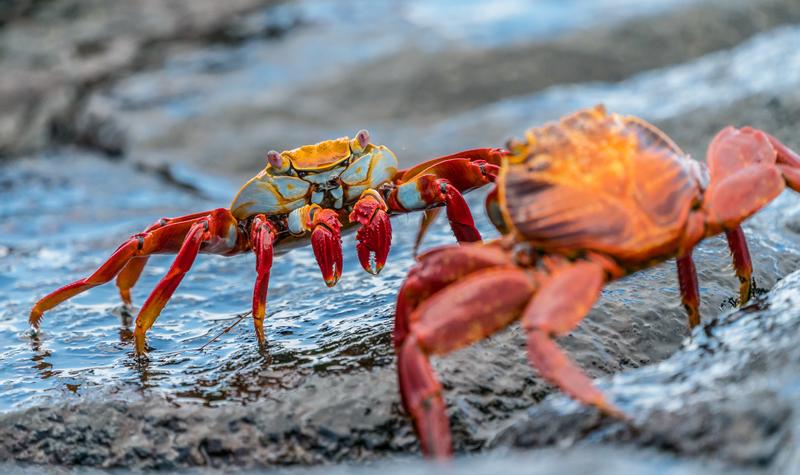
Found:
598,401 -> 627,421
120,289 -> 133,307
739,280 -> 753,306
133,331 -> 147,355
427,448 -> 454,462
256,336 -> 267,350
29,309 -> 43,328
687,311 -> 701,329
323,274 -> 340,287
254,324 -> 266,349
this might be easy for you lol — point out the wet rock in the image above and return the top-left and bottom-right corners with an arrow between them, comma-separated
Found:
301,0 -> 800,120
409,25 -> 800,163
0,0 -> 274,158
492,269 -> 800,472
78,0 -> 800,176
4,266 -> 800,470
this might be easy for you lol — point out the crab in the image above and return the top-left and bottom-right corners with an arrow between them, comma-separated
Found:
30,130 -> 506,354
393,106 -> 800,458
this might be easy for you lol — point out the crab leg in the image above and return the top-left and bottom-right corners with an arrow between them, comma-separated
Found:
703,127 -> 800,306
349,189 -> 392,274
766,130 -> 800,191
394,243 -> 515,350
116,257 -> 148,306
394,148 -> 506,183
115,211 -> 214,305
676,252 -> 701,328
250,215 -> 276,347
522,261 -> 622,417
133,209 -> 240,354
397,266 -> 535,458
288,204 -> 343,287
29,210 -> 229,328
389,157 -> 500,246
724,226 -> 753,305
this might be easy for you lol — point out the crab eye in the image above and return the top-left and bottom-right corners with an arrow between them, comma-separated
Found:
266,150 -> 283,169
505,137 -> 526,155
351,129 -> 370,153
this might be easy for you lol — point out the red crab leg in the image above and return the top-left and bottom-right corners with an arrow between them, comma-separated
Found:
676,252 -> 701,328
765,131 -> 800,191
398,266 -> 535,458
394,148 -> 507,183
349,189 -> 392,275
29,210 -> 227,328
133,209 -> 240,354
389,150 -> 505,248
522,261 -> 622,418
394,243 -> 515,350
704,128 -> 792,306
115,211 -> 214,306
250,215 -> 276,348
388,158 -> 498,245
116,258 -> 148,306
412,209 -> 440,257
724,226 -> 753,305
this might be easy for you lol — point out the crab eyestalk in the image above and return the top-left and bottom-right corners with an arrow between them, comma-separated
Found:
350,129 -> 370,154
266,149 -> 291,174
349,189 -> 392,275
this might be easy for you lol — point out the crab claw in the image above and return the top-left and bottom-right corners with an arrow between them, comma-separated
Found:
309,208 -> 343,287
350,191 -> 392,275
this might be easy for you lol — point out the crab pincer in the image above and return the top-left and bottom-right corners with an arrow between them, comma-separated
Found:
307,207 -> 344,287
350,190 -> 392,274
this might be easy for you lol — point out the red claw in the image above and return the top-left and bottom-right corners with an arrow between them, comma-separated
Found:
441,181 -> 482,243
350,193 -> 392,275
310,208 -> 343,287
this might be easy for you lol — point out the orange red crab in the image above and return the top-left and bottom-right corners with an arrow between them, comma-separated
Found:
394,106 -> 800,457
30,130 -> 504,354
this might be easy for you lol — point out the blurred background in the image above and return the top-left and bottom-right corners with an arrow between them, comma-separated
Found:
3,0 -> 800,174
2,0 -> 800,472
